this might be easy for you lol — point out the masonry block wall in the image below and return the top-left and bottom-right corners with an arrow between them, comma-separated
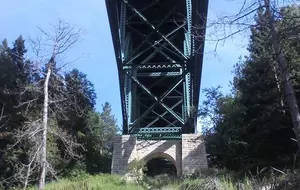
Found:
111,134 -> 208,176
182,134 -> 208,175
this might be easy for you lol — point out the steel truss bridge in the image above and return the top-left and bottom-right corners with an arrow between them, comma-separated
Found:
106,0 -> 208,140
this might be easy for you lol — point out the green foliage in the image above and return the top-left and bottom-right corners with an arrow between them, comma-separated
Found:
63,169 -> 90,181
199,6 -> 300,173
0,36 -> 35,186
4,4 -> 300,190
127,159 -> 148,187
82,103 -> 118,174
22,171 -> 300,190
128,159 -> 147,173
28,174 -> 142,190
0,36 -> 117,188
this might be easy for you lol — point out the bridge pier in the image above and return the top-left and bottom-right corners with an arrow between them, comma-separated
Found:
111,134 -> 207,177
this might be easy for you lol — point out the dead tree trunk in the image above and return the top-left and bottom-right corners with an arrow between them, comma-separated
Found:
264,0 -> 300,151
38,60 -> 52,189
6,20 -> 83,188
272,64 -> 285,108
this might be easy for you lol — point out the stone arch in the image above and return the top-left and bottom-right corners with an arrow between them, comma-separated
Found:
111,134 -> 207,176
142,152 -> 180,176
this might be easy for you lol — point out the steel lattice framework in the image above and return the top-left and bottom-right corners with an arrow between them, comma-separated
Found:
106,0 -> 208,140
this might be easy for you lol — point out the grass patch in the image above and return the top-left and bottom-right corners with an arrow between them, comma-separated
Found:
28,174 -> 143,190
25,168 -> 300,190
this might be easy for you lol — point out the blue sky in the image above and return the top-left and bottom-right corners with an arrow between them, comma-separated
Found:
0,0 -> 249,128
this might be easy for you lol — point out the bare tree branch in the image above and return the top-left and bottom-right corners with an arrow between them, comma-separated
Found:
7,20 -> 85,189
196,0 -> 300,152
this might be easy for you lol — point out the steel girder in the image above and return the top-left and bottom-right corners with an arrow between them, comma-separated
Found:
124,23 -> 186,65
134,127 -> 182,140
123,0 -> 187,60
121,0 -> 193,138
105,0 -> 209,139
127,73 -> 185,132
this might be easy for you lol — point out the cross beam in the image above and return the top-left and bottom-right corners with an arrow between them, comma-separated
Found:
123,0 -> 188,61
122,63 -> 182,70
124,22 -> 186,65
139,102 -> 178,128
124,6 -> 176,64
145,99 -> 183,128
127,73 -> 185,132
106,0 -> 209,137
127,22 -> 187,64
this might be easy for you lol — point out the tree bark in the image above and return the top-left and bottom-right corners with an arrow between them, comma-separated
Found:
272,65 -> 285,108
38,62 -> 52,189
264,0 -> 300,151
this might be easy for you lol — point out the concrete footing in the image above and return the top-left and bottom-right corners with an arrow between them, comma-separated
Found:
111,134 -> 208,176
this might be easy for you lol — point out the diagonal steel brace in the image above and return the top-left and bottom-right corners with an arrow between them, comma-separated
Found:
145,99 -> 183,128
125,22 -> 185,65
124,5 -> 176,64
139,102 -> 178,128
123,0 -> 188,61
140,22 -> 187,64
128,76 -> 184,131
166,120 -> 180,128
127,23 -> 187,62
127,72 -> 185,129
126,0 -> 160,22
140,37 -> 176,64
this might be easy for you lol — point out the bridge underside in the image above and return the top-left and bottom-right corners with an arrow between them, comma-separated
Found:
106,0 -> 208,140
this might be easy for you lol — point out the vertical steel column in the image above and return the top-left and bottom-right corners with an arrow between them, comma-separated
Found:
186,0 -> 192,51
120,1 -> 126,61
125,73 -> 132,127
185,73 -> 191,117
183,0 -> 193,123
120,1 -> 134,131
135,90 -> 140,129
130,69 -> 137,126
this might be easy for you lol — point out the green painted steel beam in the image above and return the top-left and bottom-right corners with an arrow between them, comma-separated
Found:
122,63 -> 182,70
127,23 -> 188,63
119,1 -> 126,61
138,69 -> 185,97
126,0 -> 160,22
136,136 -> 182,141
137,72 -> 182,77
135,130 -> 182,140
186,0 -> 192,57
140,96 -> 182,100
133,127 -> 182,134
125,74 -> 132,125
128,73 -> 185,132
134,127 -> 182,140
139,23 -> 187,64
106,0 -> 209,136
123,4 -> 176,65
139,102 -> 179,128
124,22 -> 186,65
123,0 -> 188,61
166,120 -> 180,128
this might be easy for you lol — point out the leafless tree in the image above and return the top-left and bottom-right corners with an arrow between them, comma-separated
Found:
36,20 -> 83,189
7,20 -> 84,190
0,105 -> 11,148
0,105 -> 8,129
195,0 -> 300,152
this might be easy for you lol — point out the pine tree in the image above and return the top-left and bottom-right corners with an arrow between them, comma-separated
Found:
202,7 -> 299,172
84,103 -> 118,174
0,37 -> 34,187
